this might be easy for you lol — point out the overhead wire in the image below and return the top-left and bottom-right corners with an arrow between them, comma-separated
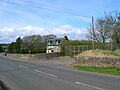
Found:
0,0 -> 91,18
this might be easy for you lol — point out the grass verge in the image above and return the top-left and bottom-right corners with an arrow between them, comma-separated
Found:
74,66 -> 120,75
55,56 -> 71,59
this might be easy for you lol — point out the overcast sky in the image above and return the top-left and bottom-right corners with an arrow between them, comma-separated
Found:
0,0 -> 120,43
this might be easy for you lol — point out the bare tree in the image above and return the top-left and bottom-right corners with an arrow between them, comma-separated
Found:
104,11 -> 120,48
22,35 -> 45,53
87,18 -> 110,43
87,11 -> 120,48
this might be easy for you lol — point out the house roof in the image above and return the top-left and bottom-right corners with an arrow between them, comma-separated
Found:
47,38 -> 64,41
47,38 -> 64,46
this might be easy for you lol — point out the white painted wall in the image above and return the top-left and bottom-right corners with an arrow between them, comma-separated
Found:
46,46 -> 61,53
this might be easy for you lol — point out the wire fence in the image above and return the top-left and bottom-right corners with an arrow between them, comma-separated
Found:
64,43 -> 117,57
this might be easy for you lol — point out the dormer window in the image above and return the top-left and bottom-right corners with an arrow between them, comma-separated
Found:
56,40 -> 58,45
47,41 -> 50,45
50,41 -> 52,44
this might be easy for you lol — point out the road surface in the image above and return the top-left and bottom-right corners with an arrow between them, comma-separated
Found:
0,55 -> 120,90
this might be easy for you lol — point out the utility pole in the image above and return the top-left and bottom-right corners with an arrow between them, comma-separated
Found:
92,16 -> 95,50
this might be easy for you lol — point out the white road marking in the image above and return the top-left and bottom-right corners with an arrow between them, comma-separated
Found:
19,65 -> 28,68
75,82 -> 107,90
34,70 -> 58,78
9,62 -> 15,65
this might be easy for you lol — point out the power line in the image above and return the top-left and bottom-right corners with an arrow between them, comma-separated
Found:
0,0 -> 91,18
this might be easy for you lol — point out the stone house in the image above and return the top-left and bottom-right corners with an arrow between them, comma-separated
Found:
46,38 -> 64,53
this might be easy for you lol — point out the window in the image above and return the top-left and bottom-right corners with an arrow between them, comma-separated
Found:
52,50 -> 54,52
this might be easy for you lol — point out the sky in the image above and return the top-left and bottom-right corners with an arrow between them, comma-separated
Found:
0,0 -> 120,43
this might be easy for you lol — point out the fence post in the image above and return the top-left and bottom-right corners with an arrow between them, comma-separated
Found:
74,45 -> 75,56
70,45 -> 72,57
111,43 -> 113,51
78,45 -> 80,54
82,46 -> 84,52
87,45 -> 88,50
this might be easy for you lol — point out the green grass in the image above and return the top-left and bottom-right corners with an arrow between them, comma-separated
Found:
55,56 -> 71,59
74,66 -> 120,75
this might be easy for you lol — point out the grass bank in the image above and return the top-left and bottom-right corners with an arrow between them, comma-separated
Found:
55,56 -> 71,59
74,66 -> 120,75
77,49 -> 120,57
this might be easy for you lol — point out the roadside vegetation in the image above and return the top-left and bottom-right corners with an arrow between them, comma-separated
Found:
73,11 -> 120,75
87,11 -> 120,49
60,40 -> 92,55
77,49 -> 120,57
74,66 -> 120,75
7,35 -> 46,54
55,56 -> 71,59
0,45 -> 3,52
74,49 -> 120,75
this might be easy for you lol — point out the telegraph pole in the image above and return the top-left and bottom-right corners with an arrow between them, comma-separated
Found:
92,16 -> 95,50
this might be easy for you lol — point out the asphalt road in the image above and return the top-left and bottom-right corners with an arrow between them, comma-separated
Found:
0,55 -> 120,90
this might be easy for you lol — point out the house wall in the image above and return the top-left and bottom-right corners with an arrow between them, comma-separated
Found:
46,46 -> 61,53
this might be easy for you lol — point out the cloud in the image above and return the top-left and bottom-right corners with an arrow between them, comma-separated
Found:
19,26 -> 47,36
51,25 -> 86,35
0,25 -> 87,43
75,16 -> 91,23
